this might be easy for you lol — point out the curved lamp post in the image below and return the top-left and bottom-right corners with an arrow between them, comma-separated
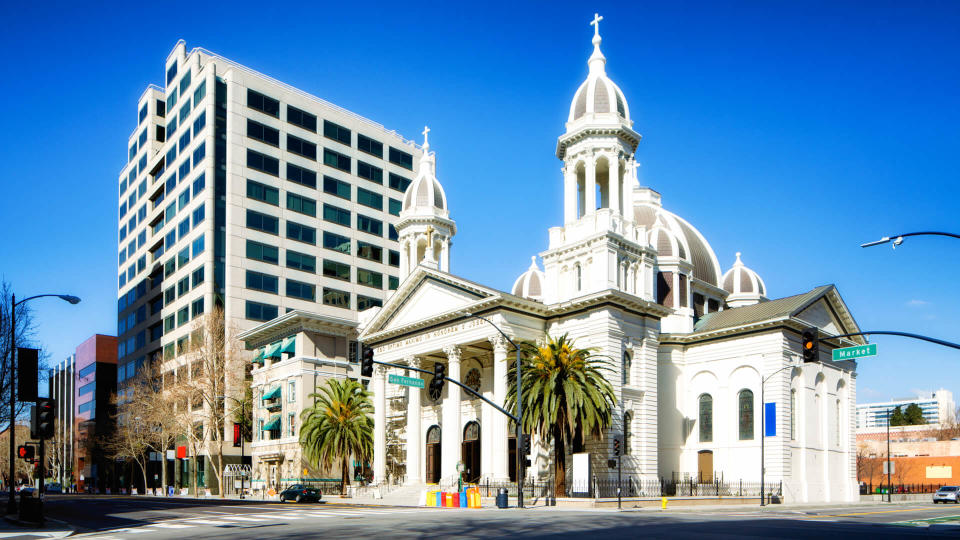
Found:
760,361 -> 799,507
861,231 -> 960,249
7,293 -> 80,514
458,311 -> 524,508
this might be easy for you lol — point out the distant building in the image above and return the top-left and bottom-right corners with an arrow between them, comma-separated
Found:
50,354 -> 76,490
856,389 -> 955,429
74,334 -> 118,493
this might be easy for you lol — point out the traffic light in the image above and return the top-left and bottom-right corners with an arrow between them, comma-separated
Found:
36,398 -> 55,439
521,434 -> 531,456
429,362 -> 446,397
801,328 -> 819,363
360,346 -> 375,377
613,438 -> 620,457
17,445 -> 34,461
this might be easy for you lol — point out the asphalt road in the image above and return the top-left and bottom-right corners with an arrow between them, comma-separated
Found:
18,496 -> 960,539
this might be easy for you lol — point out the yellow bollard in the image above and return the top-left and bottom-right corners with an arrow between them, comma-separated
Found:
661,497 -> 668,509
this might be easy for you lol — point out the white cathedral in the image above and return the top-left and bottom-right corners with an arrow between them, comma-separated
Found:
361,16 -> 862,503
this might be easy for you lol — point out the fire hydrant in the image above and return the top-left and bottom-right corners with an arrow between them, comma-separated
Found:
661,497 -> 668,510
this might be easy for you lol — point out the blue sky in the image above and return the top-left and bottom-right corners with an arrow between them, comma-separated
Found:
1,1 -> 958,404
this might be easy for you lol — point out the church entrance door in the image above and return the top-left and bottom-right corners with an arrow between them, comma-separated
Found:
461,422 -> 481,483
425,426 -> 441,484
697,450 -> 713,483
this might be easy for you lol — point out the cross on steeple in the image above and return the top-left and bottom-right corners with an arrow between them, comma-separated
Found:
422,125 -> 430,146
590,13 -> 603,37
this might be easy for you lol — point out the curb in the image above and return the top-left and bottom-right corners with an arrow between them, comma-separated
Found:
3,514 -> 75,537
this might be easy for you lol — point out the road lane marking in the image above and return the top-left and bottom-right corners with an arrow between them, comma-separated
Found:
148,522 -> 195,528
804,508 -> 943,519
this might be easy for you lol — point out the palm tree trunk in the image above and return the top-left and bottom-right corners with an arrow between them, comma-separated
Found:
341,457 -> 350,495
554,426 -> 566,498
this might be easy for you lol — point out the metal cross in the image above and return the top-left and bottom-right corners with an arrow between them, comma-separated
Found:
422,125 -> 430,145
591,13 -> 603,37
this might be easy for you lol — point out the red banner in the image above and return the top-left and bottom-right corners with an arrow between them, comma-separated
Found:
176,446 -> 186,459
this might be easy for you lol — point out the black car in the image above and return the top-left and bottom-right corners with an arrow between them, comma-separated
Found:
279,484 -> 322,503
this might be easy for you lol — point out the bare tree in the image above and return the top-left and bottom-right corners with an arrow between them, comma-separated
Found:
936,407 -> 960,441
172,305 -> 243,496
0,424 -> 34,488
103,391 -> 152,492
0,280 -> 43,429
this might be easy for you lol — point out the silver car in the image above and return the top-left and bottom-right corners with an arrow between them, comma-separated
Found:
934,485 -> 959,504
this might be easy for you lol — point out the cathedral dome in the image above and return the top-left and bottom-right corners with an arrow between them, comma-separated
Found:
721,252 -> 767,307
567,15 -> 631,125
635,188 -> 722,288
401,129 -> 449,217
511,256 -> 545,302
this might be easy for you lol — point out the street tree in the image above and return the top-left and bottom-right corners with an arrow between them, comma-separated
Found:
173,305 -> 244,496
299,378 -> 374,494
104,391 -> 152,492
888,406 -> 906,426
0,280 -> 43,429
903,403 -> 926,425
506,334 -> 617,497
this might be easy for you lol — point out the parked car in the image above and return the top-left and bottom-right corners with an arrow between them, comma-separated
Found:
933,486 -> 959,504
279,484 -> 321,503
46,483 -> 62,494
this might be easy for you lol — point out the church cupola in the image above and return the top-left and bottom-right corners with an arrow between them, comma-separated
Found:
557,13 -> 642,224
721,252 -> 767,308
396,126 -> 456,281
512,256 -> 546,302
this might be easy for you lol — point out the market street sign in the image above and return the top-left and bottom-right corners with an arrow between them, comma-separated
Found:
388,374 -> 424,388
832,343 -> 877,361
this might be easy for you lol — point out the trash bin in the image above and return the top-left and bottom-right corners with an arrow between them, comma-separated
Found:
19,492 -> 42,523
496,488 -> 509,509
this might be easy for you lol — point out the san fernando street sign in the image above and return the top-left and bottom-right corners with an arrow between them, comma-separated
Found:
388,374 -> 424,388
832,343 -> 877,361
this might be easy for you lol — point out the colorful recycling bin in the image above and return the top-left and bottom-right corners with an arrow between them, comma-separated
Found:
467,487 -> 481,508
425,490 -> 439,507
442,492 -> 454,507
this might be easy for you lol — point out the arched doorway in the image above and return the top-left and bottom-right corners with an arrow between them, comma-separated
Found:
425,425 -> 441,484
697,450 -> 713,483
461,421 -> 481,483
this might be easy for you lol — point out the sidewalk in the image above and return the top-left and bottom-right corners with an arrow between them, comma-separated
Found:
0,515 -> 73,539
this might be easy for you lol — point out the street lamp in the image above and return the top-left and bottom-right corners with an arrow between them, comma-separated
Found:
7,293 -> 80,514
760,360 -> 799,507
861,231 -> 960,249
458,311 -> 524,509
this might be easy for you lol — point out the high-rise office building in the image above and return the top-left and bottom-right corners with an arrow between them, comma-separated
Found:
856,389 -> 955,429
116,41 -> 421,492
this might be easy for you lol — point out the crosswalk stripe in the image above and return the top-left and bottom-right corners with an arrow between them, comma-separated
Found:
183,519 -> 235,525
214,515 -> 268,522
149,522 -> 195,528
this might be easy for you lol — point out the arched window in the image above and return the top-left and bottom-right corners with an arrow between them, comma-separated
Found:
698,394 -> 713,443
738,389 -> 754,440
575,264 -> 582,292
624,412 -> 633,455
622,349 -> 632,386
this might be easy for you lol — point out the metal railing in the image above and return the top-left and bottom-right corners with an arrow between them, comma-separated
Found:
861,482 -> 948,495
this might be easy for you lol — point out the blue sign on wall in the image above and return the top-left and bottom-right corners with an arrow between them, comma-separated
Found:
764,402 -> 776,437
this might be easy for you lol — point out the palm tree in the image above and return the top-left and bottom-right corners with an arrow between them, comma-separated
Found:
505,334 -> 617,497
299,378 -> 374,494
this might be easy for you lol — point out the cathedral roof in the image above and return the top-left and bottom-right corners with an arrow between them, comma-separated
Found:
693,285 -> 833,334
567,14 -> 631,125
634,189 -> 722,288
401,126 -> 449,217
511,256 -> 545,302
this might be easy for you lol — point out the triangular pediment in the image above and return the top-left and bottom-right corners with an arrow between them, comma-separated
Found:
363,267 -> 504,337
795,298 -> 844,335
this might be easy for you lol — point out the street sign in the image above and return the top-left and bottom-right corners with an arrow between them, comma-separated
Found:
832,343 -> 877,361
388,374 -> 424,388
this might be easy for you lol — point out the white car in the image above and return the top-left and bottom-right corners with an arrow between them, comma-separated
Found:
933,486 -> 959,503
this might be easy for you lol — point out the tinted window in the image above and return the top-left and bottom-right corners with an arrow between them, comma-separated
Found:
323,120 -> 351,146
286,105 -> 317,132
247,89 -> 280,117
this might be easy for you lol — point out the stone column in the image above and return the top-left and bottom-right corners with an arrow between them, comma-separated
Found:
373,364 -> 388,485
585,157 -> 597,215
564,166 -> 577,223
441,346 -> 462,483
440,238 -> 450,272
399,239 -> 409,280
405,357 -> 423,484
489,336 -> 510,481
609,155 -> 621,216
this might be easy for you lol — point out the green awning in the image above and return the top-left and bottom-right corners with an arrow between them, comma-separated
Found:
251,349 -> 264,365
261,415 -> 280,431
264,341 -> 282,358
280,336 -> 296,354
262,386 -> 281,401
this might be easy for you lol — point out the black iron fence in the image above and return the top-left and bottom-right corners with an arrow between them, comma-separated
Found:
861,482 -> 947,495
567,473 -> 781,499
476,479 -> 553,499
